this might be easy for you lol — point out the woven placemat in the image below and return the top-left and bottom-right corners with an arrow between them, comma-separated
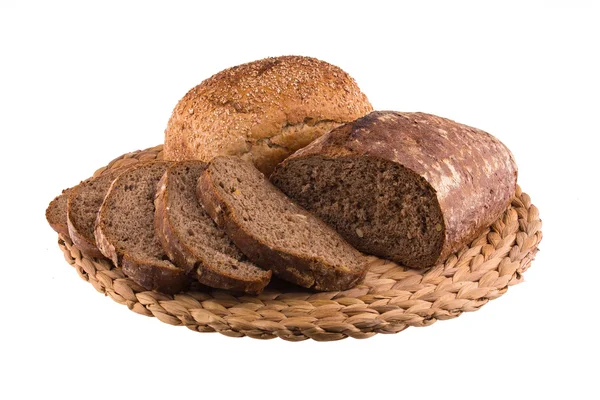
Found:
56,145 -> 543,341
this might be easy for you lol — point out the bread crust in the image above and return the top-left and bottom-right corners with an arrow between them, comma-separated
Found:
154,164 -> 271,294
154,170 -> 197,274
49,222 -> 70,238
197,161 -> 366,291
164,56 -> 373,175
272,111 -> 518,266
121,255 -> 189,294
94,161 -> 190,294
48,222 -> 70,238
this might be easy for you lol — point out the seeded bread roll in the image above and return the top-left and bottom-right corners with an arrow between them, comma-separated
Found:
154,161 -> 272,294
164,56 -> 373,175
197,156 -> 369,291
271,111 -> 518,268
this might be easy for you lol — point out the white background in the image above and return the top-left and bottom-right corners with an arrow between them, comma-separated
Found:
1,1 -> 598,399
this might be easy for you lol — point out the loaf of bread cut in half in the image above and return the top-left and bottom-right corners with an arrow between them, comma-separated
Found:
155,161 -> 272,294
271,111 -> 518,269
94,161 -> 191,294
67,170 -> 122,258
46,188 -> 73,237
197,156 -> 368,291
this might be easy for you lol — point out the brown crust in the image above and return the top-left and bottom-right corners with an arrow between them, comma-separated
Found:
194,263 -> 270,295
273,111 -> 518,266
121,255 -> 189,294
93,161 -> 190,294
48,221 -> 70,238
46,188 -> 72,237
93,199 -> 120,267
197,164 -> 366,291
49,222 -> 70,238
154,164 -> 271,294
164,55 -> 373,175
153,170 -> 196,274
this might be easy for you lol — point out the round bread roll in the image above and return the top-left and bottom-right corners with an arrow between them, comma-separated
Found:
164,56 -> 373,175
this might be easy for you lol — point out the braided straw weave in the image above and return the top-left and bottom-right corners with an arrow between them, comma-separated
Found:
56,145 -> 542,341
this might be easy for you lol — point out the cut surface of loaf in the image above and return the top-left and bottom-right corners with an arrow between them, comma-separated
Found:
46,188 -> 73,237
271,111 -> 518,268
197,156 -> 368,291
164,55 -> 373,175
67,170 -> 122,258
94,161 -> 190,294
155,161 -> 271,294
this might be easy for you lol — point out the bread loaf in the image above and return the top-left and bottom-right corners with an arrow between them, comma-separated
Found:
197,156 -> 369,291
164,56 -> 372,175
271,111 -> 518,268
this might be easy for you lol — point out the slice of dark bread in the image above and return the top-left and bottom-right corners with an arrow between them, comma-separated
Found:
155,161 -> 272,294
67,170 -> 122,259
46,188 -> 74,237
94,161 -> 190,294
196,156 -> 368,291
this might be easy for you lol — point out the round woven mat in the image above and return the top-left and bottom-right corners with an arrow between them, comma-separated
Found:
56,145 -> 543,341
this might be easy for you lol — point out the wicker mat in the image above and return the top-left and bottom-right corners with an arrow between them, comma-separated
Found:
56,145 -> 543,341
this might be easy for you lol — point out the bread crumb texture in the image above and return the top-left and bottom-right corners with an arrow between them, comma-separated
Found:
164,55 -> 373,174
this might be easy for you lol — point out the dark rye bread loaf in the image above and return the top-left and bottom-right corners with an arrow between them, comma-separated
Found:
155,161 -> 272,294
46,188 -> 73,237
67,170 -> 122,258
271,111 -> 518,268
196,156 -> 368,291
94,161 -> 191,294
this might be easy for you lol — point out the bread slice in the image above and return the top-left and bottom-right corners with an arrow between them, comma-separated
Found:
196,156 -> 368,291
67,170 -> 122,259
46,188 -> 73,237
155,161 -> 272,294
94,161 -> 190,294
